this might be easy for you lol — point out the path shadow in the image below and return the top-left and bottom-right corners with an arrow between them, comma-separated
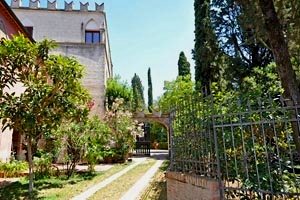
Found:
150,150 -> 169,160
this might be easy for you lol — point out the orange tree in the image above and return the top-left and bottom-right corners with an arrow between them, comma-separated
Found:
0,36 -> 90,196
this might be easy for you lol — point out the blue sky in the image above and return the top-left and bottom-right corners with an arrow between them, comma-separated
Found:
7,0 -> 195,101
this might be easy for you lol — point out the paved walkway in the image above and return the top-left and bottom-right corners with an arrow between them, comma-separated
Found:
72,150 -> 168,200
71,157 -> 146,200
120,159 -> 165,200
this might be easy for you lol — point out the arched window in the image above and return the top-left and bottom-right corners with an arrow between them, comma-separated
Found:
85,20 -> 100,44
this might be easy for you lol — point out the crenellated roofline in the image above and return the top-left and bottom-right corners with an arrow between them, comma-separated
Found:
11,0 -> 104,12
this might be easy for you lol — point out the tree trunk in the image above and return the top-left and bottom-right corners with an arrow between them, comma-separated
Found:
27,137 -> 34,197
259,0 -> 300,154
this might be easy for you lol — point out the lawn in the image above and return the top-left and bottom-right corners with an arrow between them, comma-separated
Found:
0,162 -> 132,200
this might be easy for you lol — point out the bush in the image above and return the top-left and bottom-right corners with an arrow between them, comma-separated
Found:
157,142 -> 168,150
33,150 -> 57,178
0,160 -> 28,178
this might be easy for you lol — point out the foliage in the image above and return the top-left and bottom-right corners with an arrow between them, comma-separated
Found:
158,75 -> 194,113
53,121 -> 89,178
0,35 -> 90,193
210,0 -> 273,88
239,63 -> 283,98
104,98 -> 143,161
149,122 -> 167,143
193,0 -> 221,93
33,150 -> 57,179
0,160 -> 28,178
52,116 -> 110,176
131,73 -> 145,111
177,51 -> 191,78
84,116 -> 111,171
153,142 -> 168,150
147,67 -> 153,112
105,75 -> 132,109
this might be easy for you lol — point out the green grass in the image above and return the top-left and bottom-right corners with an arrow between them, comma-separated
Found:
88,159 -> 157,200
0,162 -> 132,200
138,160 -> 169,200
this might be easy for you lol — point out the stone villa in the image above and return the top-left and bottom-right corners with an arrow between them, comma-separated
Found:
11,0 -> 113,117
0,0 -> 113,162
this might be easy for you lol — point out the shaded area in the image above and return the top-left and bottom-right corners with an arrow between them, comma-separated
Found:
150,150 -> 169,161
0,172 -> 97,200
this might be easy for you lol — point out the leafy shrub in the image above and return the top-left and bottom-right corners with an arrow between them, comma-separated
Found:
104,98 -> 144,162
0,160 -> 28,178
33,150 -> 57,178
157,142 -> 168,150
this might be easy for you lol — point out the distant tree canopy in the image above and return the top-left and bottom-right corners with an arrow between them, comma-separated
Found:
177,51 -> 191,78
105,75 -> 132,109
158,75 -> 194,113
131,73 -> 145,111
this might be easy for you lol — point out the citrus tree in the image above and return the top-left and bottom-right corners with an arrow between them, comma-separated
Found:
0,35 -> 90,195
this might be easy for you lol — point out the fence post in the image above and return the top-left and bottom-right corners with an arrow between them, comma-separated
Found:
211,96 -> 224,199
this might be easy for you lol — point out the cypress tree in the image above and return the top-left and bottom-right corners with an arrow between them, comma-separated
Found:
131,73 -> 145,111
193,0 -> 219,94
178,51 -> 191,78
147,67 -> 153,112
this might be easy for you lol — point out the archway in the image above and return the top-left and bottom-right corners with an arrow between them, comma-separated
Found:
133,112 -> 170,155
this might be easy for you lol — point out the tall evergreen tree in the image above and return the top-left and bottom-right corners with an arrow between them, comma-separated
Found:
147,68 -> 153,112
178,51 -> 191,78
258,0 -> 300,153
210,0 -> 273,88
193,0 -> 220,94
131,73 -> 145,111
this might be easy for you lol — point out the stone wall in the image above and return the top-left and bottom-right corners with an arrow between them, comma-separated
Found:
166,171 -> 220,200
53,44 -> 108,116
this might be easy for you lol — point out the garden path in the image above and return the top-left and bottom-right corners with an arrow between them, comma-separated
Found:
71,149 -> 168,200
71,157 -> 147,200
120,150 -> 168,200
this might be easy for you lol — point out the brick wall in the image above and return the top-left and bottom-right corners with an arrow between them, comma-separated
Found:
166,171 -> 220,200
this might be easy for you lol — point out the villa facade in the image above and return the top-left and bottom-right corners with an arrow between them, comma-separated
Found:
11,0 -> 113,117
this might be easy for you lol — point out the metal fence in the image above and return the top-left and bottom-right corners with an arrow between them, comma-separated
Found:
169,94 -> 300,199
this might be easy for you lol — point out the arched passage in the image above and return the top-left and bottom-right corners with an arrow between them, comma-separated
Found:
133,112 -> 170,154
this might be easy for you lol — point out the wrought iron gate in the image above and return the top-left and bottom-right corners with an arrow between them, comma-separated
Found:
135,123 -> 151,156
